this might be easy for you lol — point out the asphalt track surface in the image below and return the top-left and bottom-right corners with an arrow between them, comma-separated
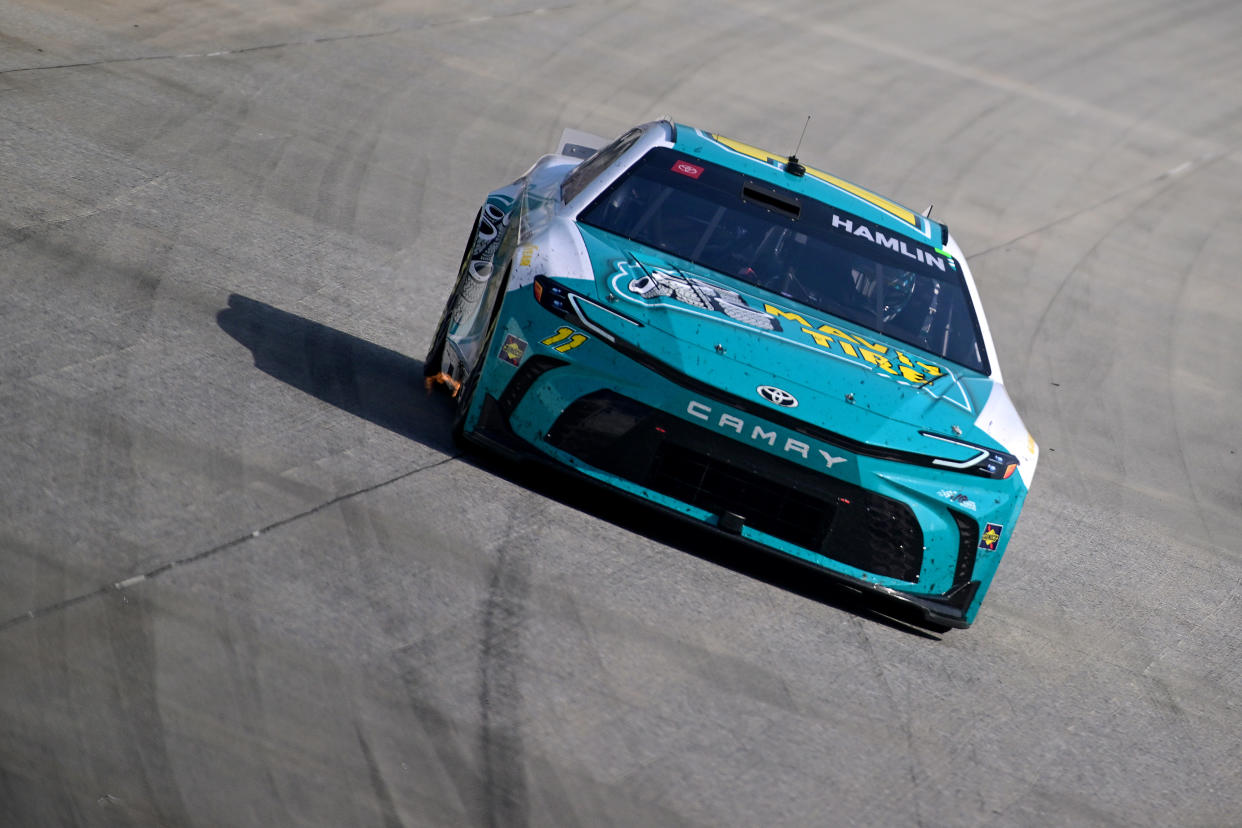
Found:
3,1 -> 1241,825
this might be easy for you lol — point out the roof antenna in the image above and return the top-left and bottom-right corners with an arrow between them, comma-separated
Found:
922,203 -> 934,218
785,115 -> 810,177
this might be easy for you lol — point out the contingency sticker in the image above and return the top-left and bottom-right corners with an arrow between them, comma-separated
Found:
979,523 -> 1004,551
498,334 -> 527,366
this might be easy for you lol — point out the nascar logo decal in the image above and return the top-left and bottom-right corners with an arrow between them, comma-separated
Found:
757,385 -> 798,408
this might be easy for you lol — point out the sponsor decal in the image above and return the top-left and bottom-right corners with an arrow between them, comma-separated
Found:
826,213 -> 953,272
687,400 -> 847,469
498,334 -> 527,366
671,159 -> 704,179
937,489 -> 977,512
757,385 -> 798,408
519,245 -> 537,267
763,303 -> 947,385
626,266 -> 780,331
978,522 -> 1003,551
608,261 -> 971,411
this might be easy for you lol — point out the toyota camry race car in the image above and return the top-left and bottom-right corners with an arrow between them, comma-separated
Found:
425,120 -> 1037,628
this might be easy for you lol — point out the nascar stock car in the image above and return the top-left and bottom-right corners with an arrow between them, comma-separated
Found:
424,120 -> 1037,629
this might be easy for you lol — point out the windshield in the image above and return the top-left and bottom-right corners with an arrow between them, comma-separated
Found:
578,147 -> 989,374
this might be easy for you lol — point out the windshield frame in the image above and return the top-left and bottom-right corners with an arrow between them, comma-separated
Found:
577,146 -> 991,375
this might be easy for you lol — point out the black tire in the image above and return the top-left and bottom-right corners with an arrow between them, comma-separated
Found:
450,356 -> 481,445
424,208 -> 483,378
450,261 -> 513,444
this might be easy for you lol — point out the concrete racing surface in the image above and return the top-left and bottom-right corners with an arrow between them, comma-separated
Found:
3,1 -> 1240,825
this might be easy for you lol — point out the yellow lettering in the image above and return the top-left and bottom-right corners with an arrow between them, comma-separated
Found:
765,304 -> 811,328
916,361 -> 944,377
815,324 -> 859,344
800,327 -> 834,349
861,350 -> 898,375
898,365 -> 927,383
813,325 -> 860,357
851,334 -> 890,355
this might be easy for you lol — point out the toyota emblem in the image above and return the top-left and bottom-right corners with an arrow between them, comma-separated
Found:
757,385 -> 798,407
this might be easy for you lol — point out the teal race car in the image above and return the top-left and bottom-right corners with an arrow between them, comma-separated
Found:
425,120 -> 1038,629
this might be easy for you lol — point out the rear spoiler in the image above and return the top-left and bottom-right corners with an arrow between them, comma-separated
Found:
557,127 -> 609,160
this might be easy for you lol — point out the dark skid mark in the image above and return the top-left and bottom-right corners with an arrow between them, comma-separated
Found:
398,665 -> 488,824
478,541 -> 532,828
355,723 -> 406,828
101,590 -> 195,827
216,293 -> 453,449
0,3 -> 583,76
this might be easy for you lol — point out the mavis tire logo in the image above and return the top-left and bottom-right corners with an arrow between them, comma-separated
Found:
757,385 -> 797,408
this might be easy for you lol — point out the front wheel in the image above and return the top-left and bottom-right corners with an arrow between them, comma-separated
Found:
424,208 -> 484,378
450,260 -> 513,444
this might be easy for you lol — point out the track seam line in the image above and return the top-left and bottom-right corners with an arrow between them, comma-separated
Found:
0,453 -> 461,632
0,4 -> 580,76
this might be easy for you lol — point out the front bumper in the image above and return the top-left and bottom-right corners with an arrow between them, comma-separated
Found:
467,387 -> 980,629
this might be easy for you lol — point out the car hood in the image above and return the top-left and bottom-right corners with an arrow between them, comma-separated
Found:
575,229 -> 999,453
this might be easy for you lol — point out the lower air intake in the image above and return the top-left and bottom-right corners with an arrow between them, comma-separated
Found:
546,391 -> 922,582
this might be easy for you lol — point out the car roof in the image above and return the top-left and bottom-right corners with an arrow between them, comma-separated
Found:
669,123 -> 948,251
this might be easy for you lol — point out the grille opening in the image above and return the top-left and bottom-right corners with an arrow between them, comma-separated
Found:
649,442 -> 834,551
949,509 -> 978,586
547,391 -> 922,582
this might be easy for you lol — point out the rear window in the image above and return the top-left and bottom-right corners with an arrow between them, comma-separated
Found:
578,147 -> 989,374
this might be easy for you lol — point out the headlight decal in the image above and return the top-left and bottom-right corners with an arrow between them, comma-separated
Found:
533,274 -> 640,343
921,431 -> 1018,480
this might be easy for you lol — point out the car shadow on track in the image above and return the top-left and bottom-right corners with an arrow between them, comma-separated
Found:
216,293 -> 455,453
216,293 -> 943,639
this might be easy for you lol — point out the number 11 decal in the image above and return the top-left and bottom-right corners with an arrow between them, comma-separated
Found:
541,326 -> 588,353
